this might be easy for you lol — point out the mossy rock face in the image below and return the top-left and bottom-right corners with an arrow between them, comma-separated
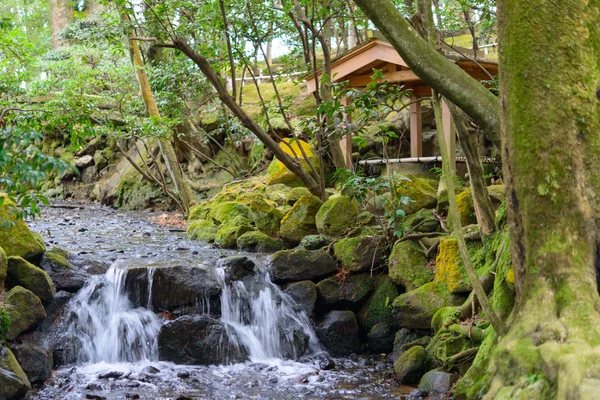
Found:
279,195 -> 323,244
270,249 -> 337,284
0,195 -> 46,262
0,346 -> 31,399
316,274 -> 374,309
115,169 -> 167,211
357,277 -> 400,333
285,187 -> 312,205
453,331 -> 495,399
188,203 -> 211,221
487,184 -> 505,207
236,231 -> 284,253
431,306 -> 462,335
5,286 -> 46,340
265,184 -> 294,206
284,281 -> 318,316
249,199 -> 284,236
214,216 -> 254,249
209,201 -> 250,224
404,209 -> 440,233
388,241 -> 432,291
186,219 -> 218,242
6,256 -> 56,302
357,211 -> 377,226
394,345 -> 426,384
315,195 -> 359,236
392,282 -> 465,330
333,235 -> 386,273
299,234 -> 331,250
393,176 -> 438,215
0,247 -> 7,288
426,331 -> 476,371
265,139 -> 320,187
435,236 -> 492,294
456,188 -> 477,226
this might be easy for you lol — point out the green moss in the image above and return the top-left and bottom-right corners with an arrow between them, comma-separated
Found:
456,187 -> 477,226
5,285 -> 46,340
236,231 -> 284,253
6,256 -> 56,302
209,201 -> 251,224
188,203 -> 211,221
115,169 -> 166,210
249,199 -> 284,235
426,330 -> 477,371
214,216 -> 254,249
285,187 -> 312,205
357,277 -> 400,332
388,240 -> 432,290
333,235 -> 387,273
0,307 -> 10,342
453,331 -> 496,399
404,209 -> 440,233
186,219 -> 218,242
393,175 -> 438,215
0,346 -> 30,394
279,195 -> 323,244
431,306 -> 462,334
315,195 -> 360,236
299,234 -> 331,250
43,247 -> 73,270
316,274 -> 375,307
0,195 -> 46,262
394,345 -> 426,383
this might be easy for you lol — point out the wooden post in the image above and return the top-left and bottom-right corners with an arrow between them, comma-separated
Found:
442,98 -> 456,171
410,94 -> 423,157
340,96 -> 353,168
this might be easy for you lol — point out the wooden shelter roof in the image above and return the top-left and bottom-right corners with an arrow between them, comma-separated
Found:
305,38 -> 498,96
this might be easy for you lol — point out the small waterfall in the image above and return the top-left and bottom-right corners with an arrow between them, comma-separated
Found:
64,262 -> 162,364
216,265 -> 323,362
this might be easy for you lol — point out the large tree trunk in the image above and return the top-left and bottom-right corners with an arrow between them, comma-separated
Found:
353,0 -> 501,150
482,0 -> 600,398
127,29 -> 196,215
50,0 -> 73,48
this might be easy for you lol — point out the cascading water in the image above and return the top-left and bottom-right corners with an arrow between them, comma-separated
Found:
64,262 -> 162,364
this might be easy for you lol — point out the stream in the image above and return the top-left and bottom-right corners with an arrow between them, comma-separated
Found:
27,203 -> 412,400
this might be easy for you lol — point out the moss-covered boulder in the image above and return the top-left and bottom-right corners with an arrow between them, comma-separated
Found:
315,195 -> 359,236
388,241 -> 433,290
237,231 -> 284,253
299,234 -> 331,250
435,237 -> 492,294
426,331 -> 477,372
39,247 -> 89,292
394,345 -> 426,384
5,286 -> 46,340
10,341 -> 53,384
392,282 -> 465,330
265,139 -> 320,187
279,195 -> 323,244
188,203 -> 211,221
6,256 -> 56,302
265,183 -> 293,206
333,235 -> 386,273
249,199 -> 284,235
394,176 -> 438,215
186,219 -> 218,242
456,187 -> 477,226
316,274 -> 374,309
404,209 -> 440,233
285,187 -> 312,205
357,277 -> 400,333
0,247 -> 6,289
270,249 -> 337,284
0,346 -> 31,400
209,201 -> 250,224
214,216 -> 254,249
0,195 -> 46,262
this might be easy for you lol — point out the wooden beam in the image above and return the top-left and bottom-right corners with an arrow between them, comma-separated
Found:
410,95 -> 423,157
348,70 -> 421,87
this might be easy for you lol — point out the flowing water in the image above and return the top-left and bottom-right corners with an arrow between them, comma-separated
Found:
27,203 -> 411,399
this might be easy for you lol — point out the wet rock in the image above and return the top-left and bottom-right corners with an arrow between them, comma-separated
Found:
98,371 -> 124,379
0,195 -> 46,262
394,345 -> 426,384
39,247 -> 91,292
221,256 -> 256,282
388,240 -> 432,291
315,311 -> 360,357
5,286 -> 46,340
367,322 -> 394,354
332,235 -> 386,273
391,329 -> 422,361
407,388 -> 428,400
315,195 -> 359,236
0,346 -> 31,400
279,195 -> 323,244
236,231 -> 284,253
298,235 -> 330,250
318,358 -> 335,370
158,315 -> 247,365
125,264 -> 222,313
270,249 -> 337,284
418,370 -> 459,395
214,216 -> 255,249
279,328 -> 309,360
316,274 -> 374,310
249,198 -> 284,236
6,256 -> 56,302
392,282 -> 466,330
283,281 -> 317,316
176,370 -> 190,379
9,342 -> 53,383
357,277 -> 400,334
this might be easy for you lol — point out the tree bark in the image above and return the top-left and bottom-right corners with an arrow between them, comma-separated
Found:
172,38 -> 322,197
353,0 -> 501,150
447,102 -> 495,237
481,0 -> 600,397
50,0 -> 73,48
126,25 -> 196,214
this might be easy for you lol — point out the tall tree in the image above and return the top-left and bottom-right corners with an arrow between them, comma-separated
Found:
481,0 -> 600,397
